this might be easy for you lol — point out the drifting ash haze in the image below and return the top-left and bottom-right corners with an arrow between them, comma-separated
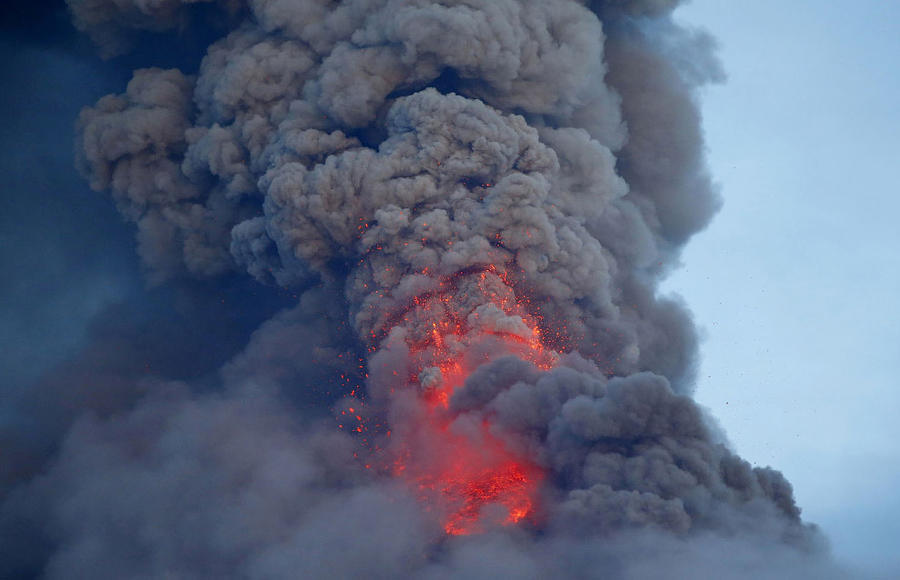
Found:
0,0 -> 848,578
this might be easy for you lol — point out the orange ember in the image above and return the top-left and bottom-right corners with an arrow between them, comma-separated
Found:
441,462 -> 540,536
382,265 -> 556,535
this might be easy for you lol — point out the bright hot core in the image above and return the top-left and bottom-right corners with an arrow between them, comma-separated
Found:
380,266 -> 558,535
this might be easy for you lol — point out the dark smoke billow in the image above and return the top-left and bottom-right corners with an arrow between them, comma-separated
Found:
1,0 -> 847,578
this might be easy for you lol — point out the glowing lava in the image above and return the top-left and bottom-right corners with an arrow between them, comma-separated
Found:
380,265 -> 556,535
438,459 -> 543,536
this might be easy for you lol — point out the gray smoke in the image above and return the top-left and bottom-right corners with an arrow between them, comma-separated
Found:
1,0 -> 848,578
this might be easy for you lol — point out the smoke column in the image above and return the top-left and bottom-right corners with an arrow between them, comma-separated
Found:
0,0 -> 848,578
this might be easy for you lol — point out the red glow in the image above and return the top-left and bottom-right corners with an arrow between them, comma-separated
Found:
442,463 -> 538,535
382,265 -> 556,535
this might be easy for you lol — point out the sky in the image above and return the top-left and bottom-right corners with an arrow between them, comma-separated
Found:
669,2 -> 900,577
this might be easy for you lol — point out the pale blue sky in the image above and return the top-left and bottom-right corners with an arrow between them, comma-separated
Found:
669,2 -> 900,577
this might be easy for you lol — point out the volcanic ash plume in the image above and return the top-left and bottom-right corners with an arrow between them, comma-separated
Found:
0,0 -> 846,578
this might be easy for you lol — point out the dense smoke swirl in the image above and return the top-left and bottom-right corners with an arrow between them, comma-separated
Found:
0,0 -> 844,578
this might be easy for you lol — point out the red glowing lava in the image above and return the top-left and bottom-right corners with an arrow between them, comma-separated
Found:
437,460 -> 542,536
379,265 -> 556,535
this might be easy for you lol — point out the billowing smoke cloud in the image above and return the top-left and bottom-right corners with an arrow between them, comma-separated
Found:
1,0 -> 848,578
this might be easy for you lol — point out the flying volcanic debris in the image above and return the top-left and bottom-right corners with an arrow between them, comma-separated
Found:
0,0 -> 849,578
